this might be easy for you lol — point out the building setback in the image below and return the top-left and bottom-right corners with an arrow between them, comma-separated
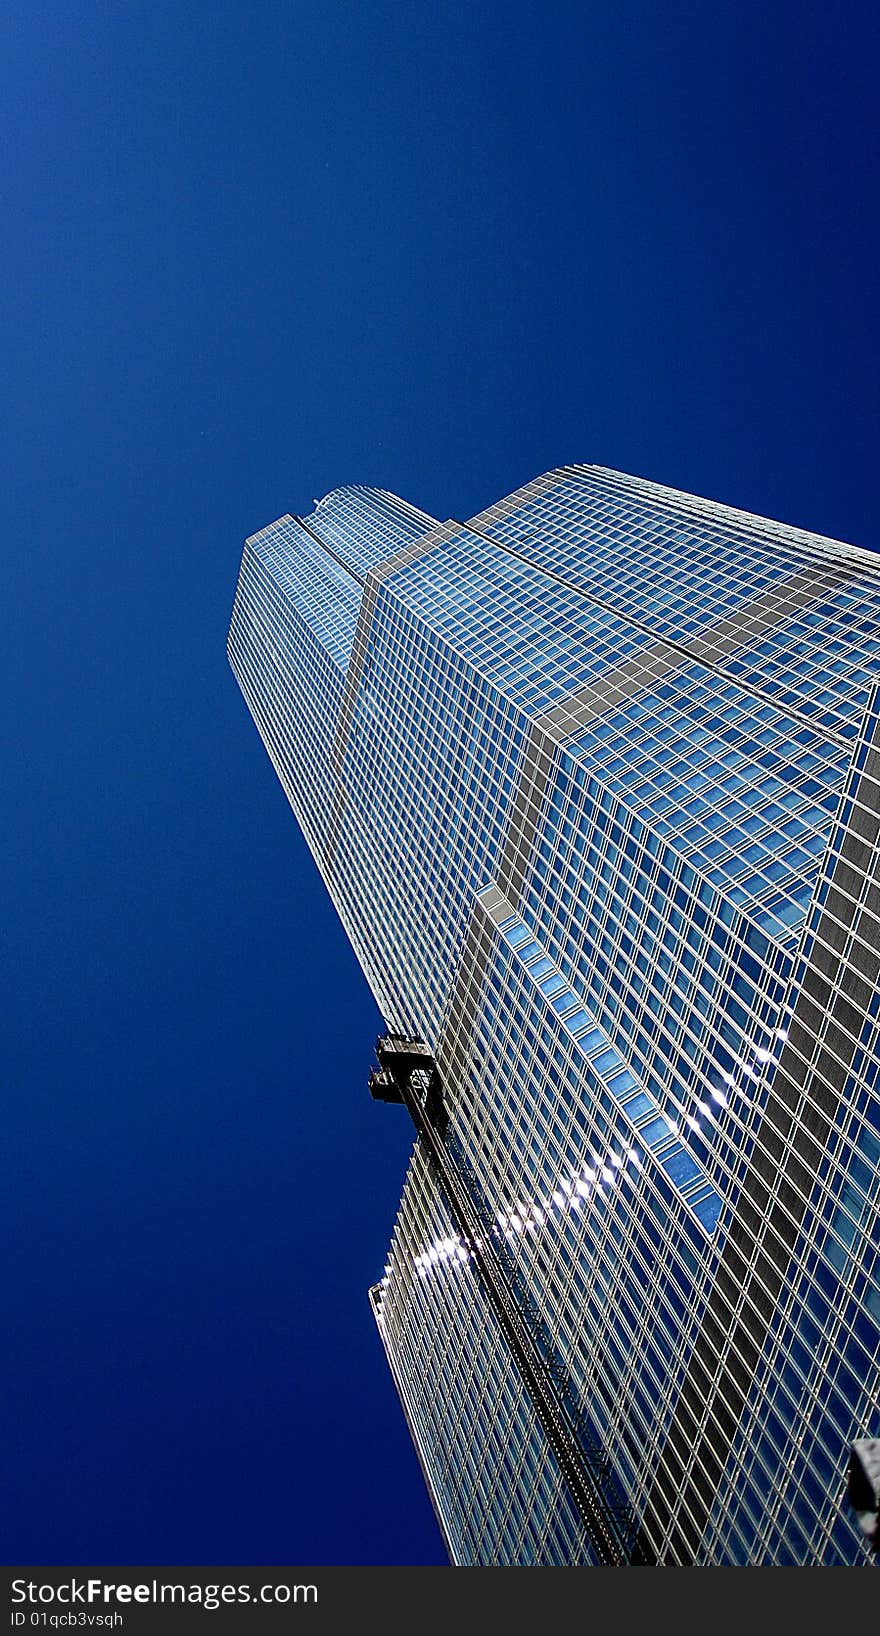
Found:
228,466 -> 880,1565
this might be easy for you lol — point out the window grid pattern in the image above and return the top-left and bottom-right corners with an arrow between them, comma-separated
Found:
563,668 -> 847,948
698,1109 -> 880,1563
517,759 -> 798,1213
724,591 -> 880,737
384,526 -> 654,715
247,516 -> 362,670
487,896 -> 723,1233
227,543 -> 347,864
228,470 -> 880,1565
305,485 -> 438,581
701,885 -> 880,1563
326,596 -> 529,1035
438,926 -> 721,1526
374,1143 -> 597,1565
477,464 -> 880,742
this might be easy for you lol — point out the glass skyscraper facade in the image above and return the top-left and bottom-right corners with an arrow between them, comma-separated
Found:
228,465 -> 880,1566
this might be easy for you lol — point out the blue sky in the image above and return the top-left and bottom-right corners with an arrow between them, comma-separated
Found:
3,1 -> 878,1565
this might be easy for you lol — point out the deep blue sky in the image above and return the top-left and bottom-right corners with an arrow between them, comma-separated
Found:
3,1 -> 878,1567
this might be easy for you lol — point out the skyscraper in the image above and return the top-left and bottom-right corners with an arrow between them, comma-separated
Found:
228,465 -> 880,1566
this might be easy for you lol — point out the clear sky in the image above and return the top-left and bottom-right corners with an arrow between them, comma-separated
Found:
3,1 -> 878,1567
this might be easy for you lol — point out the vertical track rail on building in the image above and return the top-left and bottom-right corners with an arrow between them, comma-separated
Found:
370,1033 -> 651,1567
